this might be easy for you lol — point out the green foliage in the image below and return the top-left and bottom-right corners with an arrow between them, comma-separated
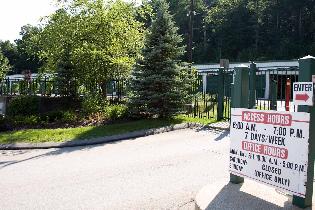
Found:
206,0 -> 254,60
38,0 -> 144,95
0,114 -> 9,131
104,104 -> 128,120
0,40 -> 18,74
5,115 -> 42,128
0,25 -> 42,74
136,0 -> 154,29
15,24 -> 43,73
166,0 -> 209,62
82,93 -> 107,114
159,0 -> 315,62
0,51 -> 10,79
129,0 -> 191,118
9,115 -> 40,126
2,110 -> 79,129
56,54 -> 77,97
61,111 -> 78,123
42,111 -> 64,123
0,116 -> 217,144
6,96 -> 40,117
205,0 -> 315,61
82,92 -> 128,120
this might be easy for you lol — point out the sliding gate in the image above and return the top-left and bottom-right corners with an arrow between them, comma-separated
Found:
187,68 -> 234,121
255,66 -> 299,111
187,64 -> 299,121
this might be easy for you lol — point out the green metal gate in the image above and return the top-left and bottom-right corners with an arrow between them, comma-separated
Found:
187,68 -> 234,121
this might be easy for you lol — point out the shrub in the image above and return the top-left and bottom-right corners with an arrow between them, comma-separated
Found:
0,115 -> 10,131
39,110 -> 78,124
9,115 -> 40,126
41,111 -> 64,123
104,104 -> 128,121
39,97 -> 81,113
82,93 -> 107,114
61,111 -> 78,123
7,96 -> 40,116
23,115 -> 40,126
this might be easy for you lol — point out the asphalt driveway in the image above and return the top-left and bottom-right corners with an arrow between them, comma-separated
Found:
0,128 -> 230,210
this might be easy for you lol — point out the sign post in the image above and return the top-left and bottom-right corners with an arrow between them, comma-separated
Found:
292,56 -> 315,208
230,65 -> 249,184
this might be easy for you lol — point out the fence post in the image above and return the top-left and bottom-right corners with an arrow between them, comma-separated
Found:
217,67 -> 224,121
230,65 -> 249,184
249,62 -> 257,108
269,77 -> 278,110
292,55 -> 315,208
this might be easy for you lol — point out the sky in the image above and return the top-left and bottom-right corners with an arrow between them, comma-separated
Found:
0,0 -> 141,43
0,0 -> 57,42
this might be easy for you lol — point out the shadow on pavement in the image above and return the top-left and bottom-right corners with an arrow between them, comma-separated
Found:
0,153 -> 49,169
0,139 -> 130,170
214,130 -> 229,141
195,127 -> 230,142
203,183 -> 303,210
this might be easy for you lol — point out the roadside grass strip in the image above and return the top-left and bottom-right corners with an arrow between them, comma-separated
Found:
0,116 -> 217,144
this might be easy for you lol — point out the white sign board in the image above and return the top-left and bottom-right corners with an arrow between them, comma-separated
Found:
293,82 -> 313,106
230,108 -> 310,197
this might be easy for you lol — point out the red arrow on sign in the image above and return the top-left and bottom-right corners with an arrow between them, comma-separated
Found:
295,93 -> 309,101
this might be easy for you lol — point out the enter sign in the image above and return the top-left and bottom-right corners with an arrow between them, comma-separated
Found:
293,82 -> 314,106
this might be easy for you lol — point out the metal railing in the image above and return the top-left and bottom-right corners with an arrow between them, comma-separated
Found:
0,77 -> 128,102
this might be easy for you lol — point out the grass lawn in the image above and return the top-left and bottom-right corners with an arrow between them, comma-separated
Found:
0,115 -> 217,144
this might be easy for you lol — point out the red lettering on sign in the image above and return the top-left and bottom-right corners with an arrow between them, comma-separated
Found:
242,111 -> 292,126
242,141 -> 288,159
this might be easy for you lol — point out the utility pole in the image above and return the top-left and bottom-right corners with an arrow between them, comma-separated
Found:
188,0 -> 194,66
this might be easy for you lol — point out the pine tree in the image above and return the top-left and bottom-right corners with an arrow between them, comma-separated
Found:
129,0 -> 191,118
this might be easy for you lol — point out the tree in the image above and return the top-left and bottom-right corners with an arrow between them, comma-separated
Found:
165,0 -> 210,63
129,0 -> 191,118
15,24 -> 43,74
206,0 -> 255,61
0,25 -> 43,75
0,40 -> 19,74
205,0 -> 315,61
0,51 -> 10,80
38,0 -> 144,97
56,50 -> 77,97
